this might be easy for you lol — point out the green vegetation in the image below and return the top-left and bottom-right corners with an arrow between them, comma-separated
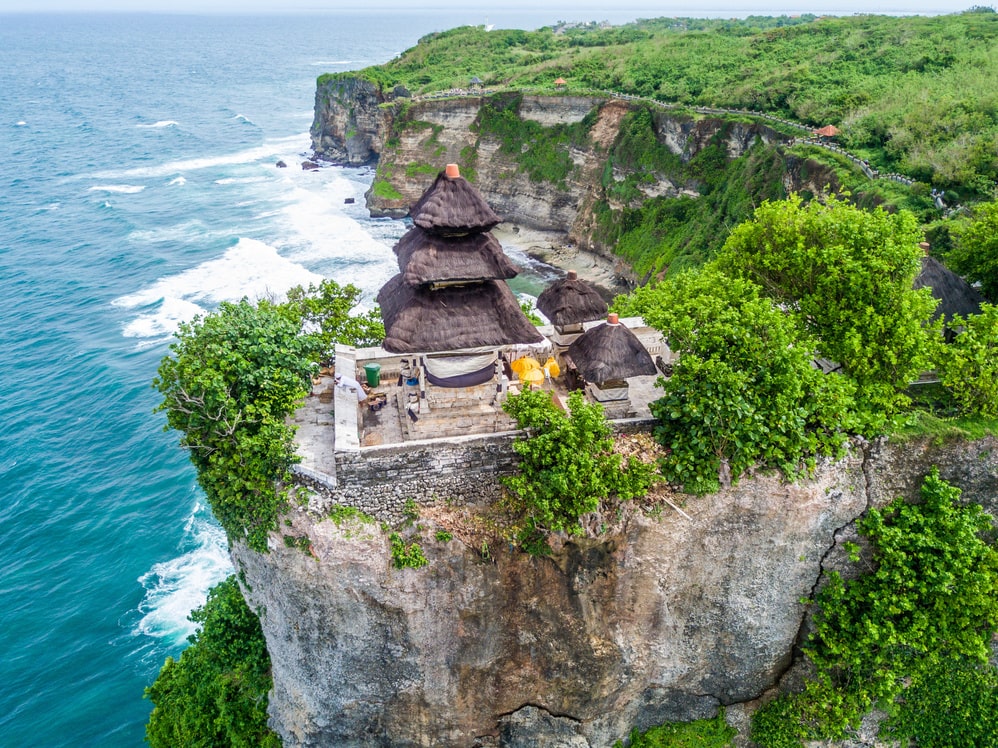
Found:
614,710 -> 736,747
155,280 -> 379,552
596,108 -> 788,275
371,178 -> 403,200
502,388 -> 656,534
329,11 -> 998,198
619,266 -> 853,493
145,576 -> 280,748
718,193 -> 937,432
329,503 -> 377,527
389,532 -> 428,569
472,92 -> 596,187
434,530 -> 453,542
936,304 -> 998,418
946,199 -> 998,303
750,470 -> 998,747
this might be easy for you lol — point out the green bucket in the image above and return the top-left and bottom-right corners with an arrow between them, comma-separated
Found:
363,363 -> 381,387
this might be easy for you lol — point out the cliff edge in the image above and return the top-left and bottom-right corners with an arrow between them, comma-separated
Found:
233,435 -> 997,747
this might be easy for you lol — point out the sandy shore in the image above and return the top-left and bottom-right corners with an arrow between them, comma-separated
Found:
493,223 -> 635,300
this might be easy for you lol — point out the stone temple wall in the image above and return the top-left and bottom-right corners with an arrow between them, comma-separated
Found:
293,419 -> 656,524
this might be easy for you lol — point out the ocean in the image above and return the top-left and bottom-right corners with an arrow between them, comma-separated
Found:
0,10 -> 609,746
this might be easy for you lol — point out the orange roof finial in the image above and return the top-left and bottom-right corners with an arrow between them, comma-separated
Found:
607,313 -> 619,325
445,163 -> 460,179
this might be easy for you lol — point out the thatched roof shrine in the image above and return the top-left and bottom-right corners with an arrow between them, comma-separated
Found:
410,165 -> 501,236
536,270 -> 608,327
567,314 -> 656,384
377,275 -> 545,353
395,227 -> 519,287
914,255 -> 984,322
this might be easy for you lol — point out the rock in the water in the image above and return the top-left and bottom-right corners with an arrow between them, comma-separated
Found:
301,160 -> 319,171
275,160 -> 287,168
344,197 -> 355,204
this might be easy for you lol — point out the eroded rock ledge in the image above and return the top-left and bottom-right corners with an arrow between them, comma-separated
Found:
233,435 -> 996,747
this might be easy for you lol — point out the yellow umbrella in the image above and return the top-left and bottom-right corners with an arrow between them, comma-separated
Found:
510,356 -> 541,379
520,367 -> 545,387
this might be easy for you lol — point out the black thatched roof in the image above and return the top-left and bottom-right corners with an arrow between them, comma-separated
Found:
409,170 -> 500,236
377,275 -> 545,353
395,226 -> 520,286
536,271 -> 608,326
567,319 -> 656,384
914,256 -> 984,321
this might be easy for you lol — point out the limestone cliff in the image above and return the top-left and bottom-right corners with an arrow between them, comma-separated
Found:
309,80 -> 838,274
233,436 -> 997,747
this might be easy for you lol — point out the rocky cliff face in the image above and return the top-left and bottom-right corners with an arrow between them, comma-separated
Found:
309,80 -> 829,267
233,436 -> 997,747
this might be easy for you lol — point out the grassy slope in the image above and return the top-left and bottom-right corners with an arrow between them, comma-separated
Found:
322,10 -> 998,200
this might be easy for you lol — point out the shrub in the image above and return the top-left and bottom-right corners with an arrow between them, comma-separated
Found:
145,576 -> 280,748
502,388 -> 655,534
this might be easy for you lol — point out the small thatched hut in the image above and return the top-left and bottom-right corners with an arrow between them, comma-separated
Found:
536,269 -> 608,332
566,314 -> 656,386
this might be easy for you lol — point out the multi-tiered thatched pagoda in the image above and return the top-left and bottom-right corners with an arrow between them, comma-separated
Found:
376,164 -> 544,392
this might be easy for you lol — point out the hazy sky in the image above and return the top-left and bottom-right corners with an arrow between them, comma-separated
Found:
0,0 -> 965,14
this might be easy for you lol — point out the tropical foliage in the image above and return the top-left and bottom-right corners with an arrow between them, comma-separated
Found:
325,10 -> 998,197
502,388 -> 655,534
718,194 -> 937,431
619,266 -> 854,493
750,470 -> 998,747
946,199 -> 998,303
145,576 -> 280,748
155,281 -> 377,552
935,303 -> 998,418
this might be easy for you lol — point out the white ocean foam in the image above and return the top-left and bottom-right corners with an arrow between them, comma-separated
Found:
310,60 -> 354,66
134,502 -> 232,646
215,176 -> 268,185
114,237 -> 323,338
94,132 -> 307,180
274,180 -> 397,292
168,176 -> 186,186
137,120 -> 179,129
232,113 -> 255,125
89,184 -> 145,194
16,120 -> 27,126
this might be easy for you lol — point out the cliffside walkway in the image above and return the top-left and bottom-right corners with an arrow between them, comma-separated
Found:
411,87 -> 939,201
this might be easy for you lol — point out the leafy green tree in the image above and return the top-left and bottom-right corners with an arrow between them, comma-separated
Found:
145,576 -> 281,748
155,300 -> 317,551
948,200 -> 998,303
502,388 -> 655,534
619,266 -> 855,493
751,470 -> 998,746
936,303 -> 998,418
155,283 -> 382,552
718,194 -> 937,431
283,279 -> 384,358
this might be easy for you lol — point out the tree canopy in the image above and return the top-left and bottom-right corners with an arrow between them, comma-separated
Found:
717,194 -> 937,431
947,199 -> 998,303
145,576 -> 280,748
502,388 -> 655,534
619,266 -> 854,493
154,280 -> 379,552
